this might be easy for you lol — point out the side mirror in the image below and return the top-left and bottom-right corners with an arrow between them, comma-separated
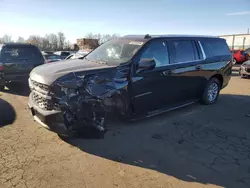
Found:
137,58 -> 156,73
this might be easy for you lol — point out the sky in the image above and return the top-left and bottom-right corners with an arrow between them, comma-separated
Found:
0,0 -> 250,43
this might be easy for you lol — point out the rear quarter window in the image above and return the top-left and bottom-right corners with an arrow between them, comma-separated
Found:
200,39 -> 231,58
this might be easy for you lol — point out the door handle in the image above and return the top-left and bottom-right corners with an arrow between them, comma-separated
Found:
162,69 -> 171,76
196,65 -> 201,70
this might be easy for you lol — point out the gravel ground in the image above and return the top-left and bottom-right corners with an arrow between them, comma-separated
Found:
0,71 -> 250,188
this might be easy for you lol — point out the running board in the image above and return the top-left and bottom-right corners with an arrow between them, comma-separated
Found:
130,100 -> 199,121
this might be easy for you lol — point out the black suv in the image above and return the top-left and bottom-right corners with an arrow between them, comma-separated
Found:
28,35 -> 232,136
0,43 -> 45,90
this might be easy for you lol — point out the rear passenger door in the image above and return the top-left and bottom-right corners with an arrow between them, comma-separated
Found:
162,39 -> 205,104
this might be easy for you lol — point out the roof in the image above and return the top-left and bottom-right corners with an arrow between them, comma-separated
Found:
1,43 -> 33,47
123,34 -> 218,40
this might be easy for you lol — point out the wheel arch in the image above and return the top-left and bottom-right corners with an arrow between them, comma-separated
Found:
210,74 -> 223,88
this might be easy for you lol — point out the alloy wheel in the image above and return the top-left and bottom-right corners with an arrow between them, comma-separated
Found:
207,83 -> 219,102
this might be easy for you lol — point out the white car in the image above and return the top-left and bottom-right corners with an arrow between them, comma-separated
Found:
65,50 -> 89,60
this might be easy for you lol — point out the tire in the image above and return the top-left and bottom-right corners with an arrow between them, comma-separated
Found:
200,78 -> 221,105
241,74 -> 246,78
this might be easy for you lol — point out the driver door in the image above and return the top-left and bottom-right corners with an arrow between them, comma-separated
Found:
131,39 -> 170,114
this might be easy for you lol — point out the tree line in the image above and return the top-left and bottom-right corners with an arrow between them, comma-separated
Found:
0,32 -> 120,51
0,32 -> 69,51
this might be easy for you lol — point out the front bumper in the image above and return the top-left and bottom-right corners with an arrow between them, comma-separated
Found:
28,93 -> 69,135
240,68 -> 250,76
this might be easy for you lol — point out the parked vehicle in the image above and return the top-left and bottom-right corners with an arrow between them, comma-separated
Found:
44,54 -> 63,63
42,51 -> 54,55
54,51 -> 72,59
239,60 -> 250,78
245,48 -> 250,56
231,50 -> 249,64
0,43 -> 45,90
65,50 -> 89,60
28,35 -> 232,137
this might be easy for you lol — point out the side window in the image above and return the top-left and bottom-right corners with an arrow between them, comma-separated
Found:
139,40 -> 169,67
168,40 -> 196,63
200,39 -> 231,58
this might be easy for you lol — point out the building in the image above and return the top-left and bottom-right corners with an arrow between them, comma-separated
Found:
220,34 -> 250,50
76,38 -> 99,50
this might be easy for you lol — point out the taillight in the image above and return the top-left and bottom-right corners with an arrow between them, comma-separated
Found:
0,65 -> 3,71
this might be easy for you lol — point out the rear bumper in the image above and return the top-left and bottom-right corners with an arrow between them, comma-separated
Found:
4,74 -> 29,82
28,93 -> 69,135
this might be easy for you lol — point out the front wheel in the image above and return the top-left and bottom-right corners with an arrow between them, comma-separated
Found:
200,78 -> 220,105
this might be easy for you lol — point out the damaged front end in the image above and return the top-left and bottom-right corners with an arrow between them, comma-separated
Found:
29,68 -> 129,136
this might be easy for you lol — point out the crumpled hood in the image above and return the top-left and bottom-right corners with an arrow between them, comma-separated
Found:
30,59 -> 117,85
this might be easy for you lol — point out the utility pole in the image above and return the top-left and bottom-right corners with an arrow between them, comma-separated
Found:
243,37 -> 246,50
232,34 -> 235,51
248,28 -> 249,34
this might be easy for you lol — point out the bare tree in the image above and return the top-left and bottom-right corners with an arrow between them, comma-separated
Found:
102,33 -> 120,43
64,40 -> 71,50
41,38 -> 50,50
85,33 -> 120,44
57,32 -> 65,50
46,34 -> 58,51
85,32 -> 95,39
2,35 -> 12,43
16,36 -> 25,43
27,35 -> 42,48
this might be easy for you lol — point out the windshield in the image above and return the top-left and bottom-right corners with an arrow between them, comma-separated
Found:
85,39 -> 144,65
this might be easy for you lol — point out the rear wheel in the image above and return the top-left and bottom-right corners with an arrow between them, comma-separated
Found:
201,78 -> 220,105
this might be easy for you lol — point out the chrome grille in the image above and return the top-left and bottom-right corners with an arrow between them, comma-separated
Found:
246,68 -> 250,73
32,92 -> 53,111
31,79 -> 49,92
